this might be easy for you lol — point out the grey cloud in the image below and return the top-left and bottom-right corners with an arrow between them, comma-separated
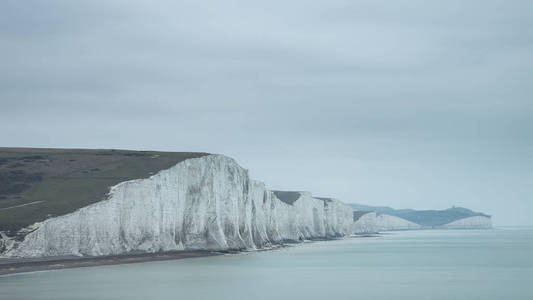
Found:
1,0 -> 532,225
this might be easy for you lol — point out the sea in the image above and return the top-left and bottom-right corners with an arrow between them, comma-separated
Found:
1,228 -> 532,300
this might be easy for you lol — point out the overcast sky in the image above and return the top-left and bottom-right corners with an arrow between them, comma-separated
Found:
1,0 -> 532,225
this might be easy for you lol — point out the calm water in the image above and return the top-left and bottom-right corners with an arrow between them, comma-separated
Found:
1,229 -> 532,300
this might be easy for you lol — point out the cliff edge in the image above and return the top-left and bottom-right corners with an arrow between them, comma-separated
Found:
2,155 -> 354,257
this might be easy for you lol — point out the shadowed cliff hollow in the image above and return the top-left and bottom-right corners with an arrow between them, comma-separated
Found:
0,148 -> 209,234
272,191 -> 302,205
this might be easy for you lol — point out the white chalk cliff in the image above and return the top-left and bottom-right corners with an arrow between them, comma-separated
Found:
4,155 -> 354,258
441,216 -> 492,229
0,154 -> 494,258
352,212 -> 421,233
352,212 -> 378,234
375,214 -> 422,231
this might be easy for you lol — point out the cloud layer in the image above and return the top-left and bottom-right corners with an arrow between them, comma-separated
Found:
1,0 -> 532,225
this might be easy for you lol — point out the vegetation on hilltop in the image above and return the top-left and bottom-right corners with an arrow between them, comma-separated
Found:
0,148 -> 209,234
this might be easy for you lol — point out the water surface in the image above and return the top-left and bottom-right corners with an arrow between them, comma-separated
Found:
1,229 -> 532,300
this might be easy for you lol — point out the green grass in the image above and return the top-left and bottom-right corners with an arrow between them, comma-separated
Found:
0,148 -> 209,234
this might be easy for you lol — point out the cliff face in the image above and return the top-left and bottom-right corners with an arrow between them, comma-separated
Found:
352,212 -> 378,234
441,216 -> 492,229
3,155 -> 354,258
352,212 -> 421,233
375,214 -> 421,231
0,152 -> 494,258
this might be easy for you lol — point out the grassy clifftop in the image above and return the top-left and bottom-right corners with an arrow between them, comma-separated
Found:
0,148 -> 209,234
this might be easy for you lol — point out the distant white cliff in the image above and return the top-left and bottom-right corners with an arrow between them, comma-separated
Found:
352,212 -> 421,233
3,155 -> 354,258
352,211 -> 378,234
375,214 -> 421,231
440,216 -> 492,229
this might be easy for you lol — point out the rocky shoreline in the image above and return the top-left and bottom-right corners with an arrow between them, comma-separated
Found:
0,250 -> 219,276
